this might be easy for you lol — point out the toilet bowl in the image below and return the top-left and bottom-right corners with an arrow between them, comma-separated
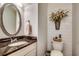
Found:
51,40 -> 64,56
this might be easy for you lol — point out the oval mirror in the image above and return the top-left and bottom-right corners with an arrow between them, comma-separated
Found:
0,3 -> 21,36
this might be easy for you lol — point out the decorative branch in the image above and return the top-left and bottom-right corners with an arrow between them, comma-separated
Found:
49,10 -> 69,22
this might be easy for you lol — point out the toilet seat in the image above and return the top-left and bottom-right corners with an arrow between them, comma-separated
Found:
51,50 -> 63,56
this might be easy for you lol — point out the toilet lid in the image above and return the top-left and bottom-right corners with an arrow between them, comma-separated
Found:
51,50 -> 63,56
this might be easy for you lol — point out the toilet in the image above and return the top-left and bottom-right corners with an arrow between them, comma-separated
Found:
51,40 -> 64,56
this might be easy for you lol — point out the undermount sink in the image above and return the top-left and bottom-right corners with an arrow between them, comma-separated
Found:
8,41 -> 28,47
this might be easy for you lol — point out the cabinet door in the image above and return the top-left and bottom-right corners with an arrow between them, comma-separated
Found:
24,49 -> 36,56
8,43 -> 36,56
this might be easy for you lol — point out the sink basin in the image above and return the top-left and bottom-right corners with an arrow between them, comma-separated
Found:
8,41 -> 28,47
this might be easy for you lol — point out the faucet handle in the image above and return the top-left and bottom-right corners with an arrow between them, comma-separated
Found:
11,38 -> 17,43
11,38 -> 13,43
14,38 -> 17,41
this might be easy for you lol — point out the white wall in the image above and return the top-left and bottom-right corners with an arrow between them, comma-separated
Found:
47,3 -> 72,56
38,3 -> 47,55
23,3 -> 38,36
72,3 -> 79,56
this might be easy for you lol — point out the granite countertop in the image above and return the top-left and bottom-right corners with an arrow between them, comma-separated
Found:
0,36 -> 37,56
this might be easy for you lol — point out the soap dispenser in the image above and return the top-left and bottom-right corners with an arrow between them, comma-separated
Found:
58,34 -> 62,42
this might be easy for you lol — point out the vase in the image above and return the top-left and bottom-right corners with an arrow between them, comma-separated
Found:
55,21 -> 61,30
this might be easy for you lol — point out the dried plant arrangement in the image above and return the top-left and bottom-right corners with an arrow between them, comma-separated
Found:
49,10 -> 69,30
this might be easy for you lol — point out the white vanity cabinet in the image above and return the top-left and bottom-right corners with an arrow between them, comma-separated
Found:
24,48 -> 36,56
8,42 -> 36,56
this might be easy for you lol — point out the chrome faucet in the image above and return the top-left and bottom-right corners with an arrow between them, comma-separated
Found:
10,36 -> 17,43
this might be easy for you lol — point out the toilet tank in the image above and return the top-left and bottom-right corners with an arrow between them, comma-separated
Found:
52,40 -> 64,51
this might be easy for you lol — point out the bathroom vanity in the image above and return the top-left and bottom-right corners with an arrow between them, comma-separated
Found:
0,36 -> 37,56
0,3 -> 37,56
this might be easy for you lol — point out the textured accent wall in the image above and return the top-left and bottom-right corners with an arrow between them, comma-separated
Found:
47,3 -> 72,56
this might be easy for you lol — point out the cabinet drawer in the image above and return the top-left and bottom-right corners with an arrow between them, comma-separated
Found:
24,48 -> 36,56
8,43 -> 36,56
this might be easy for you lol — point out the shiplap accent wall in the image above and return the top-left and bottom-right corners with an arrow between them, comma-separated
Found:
47,3 -> 72,56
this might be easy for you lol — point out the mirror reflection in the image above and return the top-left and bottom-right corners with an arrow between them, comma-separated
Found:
3,5 -> 20,34
0,4 -> 21,36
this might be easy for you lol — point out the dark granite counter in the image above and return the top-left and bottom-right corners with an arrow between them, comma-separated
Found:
0,35 -> 37,56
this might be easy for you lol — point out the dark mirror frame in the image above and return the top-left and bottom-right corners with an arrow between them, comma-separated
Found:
0,3 -> 21,36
